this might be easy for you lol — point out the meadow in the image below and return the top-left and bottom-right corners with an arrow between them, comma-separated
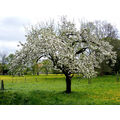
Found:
0,74 -> 120,105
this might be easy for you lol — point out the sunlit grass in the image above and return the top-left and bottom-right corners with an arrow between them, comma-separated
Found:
0,74 -> 120,105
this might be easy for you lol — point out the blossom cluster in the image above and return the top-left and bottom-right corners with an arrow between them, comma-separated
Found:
10,18 -> 116,78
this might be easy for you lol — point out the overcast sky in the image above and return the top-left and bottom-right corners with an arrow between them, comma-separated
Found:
0,0 -> 120,54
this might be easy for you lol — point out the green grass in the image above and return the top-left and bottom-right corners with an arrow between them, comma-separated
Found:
0,74 -> 120,105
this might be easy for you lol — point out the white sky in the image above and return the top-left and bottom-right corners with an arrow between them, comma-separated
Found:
0,0 -> 120,54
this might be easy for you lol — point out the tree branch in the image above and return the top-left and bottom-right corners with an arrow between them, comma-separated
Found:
75,47 -> 88,55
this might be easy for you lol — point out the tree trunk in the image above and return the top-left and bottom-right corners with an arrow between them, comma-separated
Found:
116,72 -> 119,82
88,78 -> 91,84
65,74 -> 72,93
37,72 -> 39,76
1,80 -> 4,90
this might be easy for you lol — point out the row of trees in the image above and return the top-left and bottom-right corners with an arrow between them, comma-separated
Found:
0,53 -> 61,75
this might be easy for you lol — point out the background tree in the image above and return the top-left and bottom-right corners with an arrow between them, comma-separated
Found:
40,59 -> 52,75
106,38 -> 120,74
5,53 -> 15,75
0,53 -> 8,75
31,62 -> 41,75
95,21 -> 119,75
81,21 -> 119,75
10,17 -> 116,93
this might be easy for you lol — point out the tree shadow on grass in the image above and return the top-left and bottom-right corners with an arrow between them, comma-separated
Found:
25,90 -> 92,105
0,90 -> 93,105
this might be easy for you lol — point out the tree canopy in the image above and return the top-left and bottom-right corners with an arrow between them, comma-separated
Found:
10,17 -> 116,93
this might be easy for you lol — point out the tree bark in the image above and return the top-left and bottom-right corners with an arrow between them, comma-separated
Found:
65,74 -> 72,93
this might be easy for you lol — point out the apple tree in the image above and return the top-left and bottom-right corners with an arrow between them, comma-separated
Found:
10,17 -> 116,93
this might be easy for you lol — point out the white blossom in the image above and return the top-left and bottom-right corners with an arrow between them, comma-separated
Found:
10,17 -> 116,78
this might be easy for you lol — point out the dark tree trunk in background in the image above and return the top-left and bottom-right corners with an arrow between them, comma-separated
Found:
65,74 -> 73,93
1,80 -> 4,90
2,66 -> 4,75
116,72 -> 119,82
37,72 -> 39,76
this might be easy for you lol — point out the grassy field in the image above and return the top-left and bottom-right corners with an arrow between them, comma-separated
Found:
0,74 -> 120,105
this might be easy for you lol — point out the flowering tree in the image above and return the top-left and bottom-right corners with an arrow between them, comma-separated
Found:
11,17 -> 116,93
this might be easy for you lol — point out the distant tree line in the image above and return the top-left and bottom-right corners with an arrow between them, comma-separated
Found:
0,53 -> 61,75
